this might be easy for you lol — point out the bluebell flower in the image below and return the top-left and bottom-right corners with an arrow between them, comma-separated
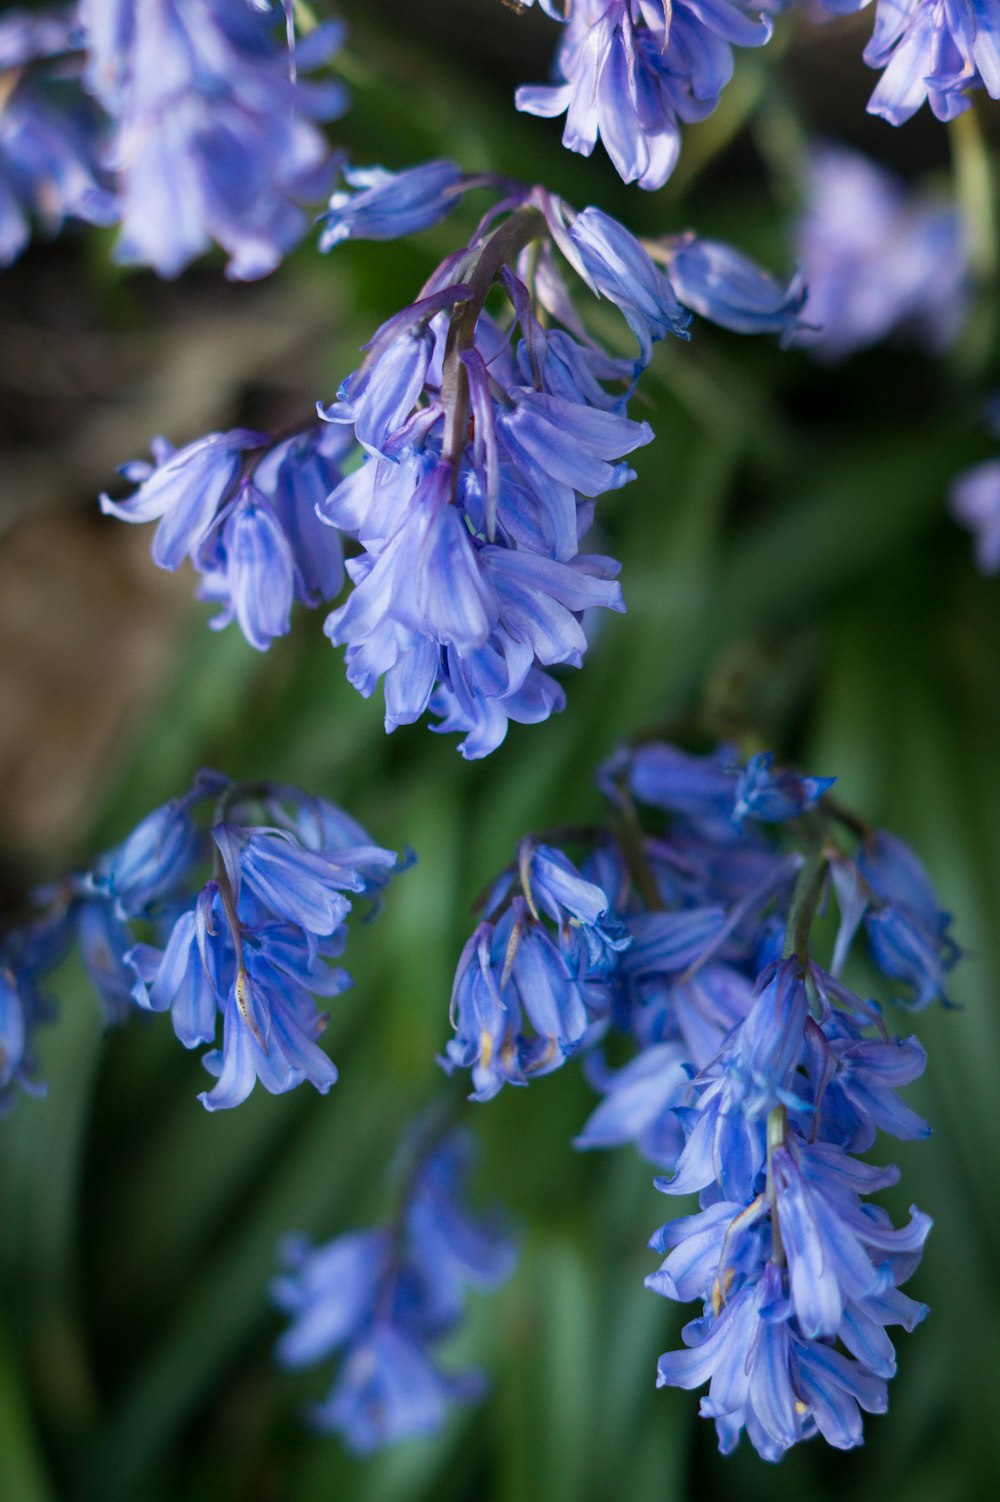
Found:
318,160 -> 465,249
795,144 -> 968,360
315,195 -> 656,754
273,1127 -> 516,1452
87,779 -> 215,916
857,831 -> 958,1007
574,1042 -> 691,1167
732,751 -> 835,824
78,0 -> 347,278
100,421 -> 353,649
0,917 -> 63,1111
516,0 -> 772,190
76,896 -> 145,1026
660,234 -> 807,342
92,773 -> 401,1107
865,0 -> 1000,125
568,206 -> 691,363
599,740 -> 737,825
461,737 -> 947,1458
445,838 -> 628,1097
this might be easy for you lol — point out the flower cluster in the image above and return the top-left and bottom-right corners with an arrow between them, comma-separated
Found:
78,0 -> 346,278
444,738 -> 955,1455
0,0 -> 345,276
273,1125 -> 517,1452
101,420 -> 353,651
102,161 -> 803,756
0,770 -> 402,1112
515,0 -> 773,190
794,143 -> 968,361
0,5 -> 114,266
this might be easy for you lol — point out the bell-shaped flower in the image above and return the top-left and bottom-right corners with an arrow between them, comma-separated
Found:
100,430 -> 264,569
318,160 -> 465,249
663,234 -> 807,342
732,751 -> 835,825
569,206 -> 691,362
575,1042 -> 691,1167
199,484 -> 296,651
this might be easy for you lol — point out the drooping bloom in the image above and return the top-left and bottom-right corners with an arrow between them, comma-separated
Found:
100,421 -> 353,649
864,0 -> 1000,124
76,0 -> 347,278
273,1126 -> 517,1452
951,454 -> 1000,572
515,0 -> 773,190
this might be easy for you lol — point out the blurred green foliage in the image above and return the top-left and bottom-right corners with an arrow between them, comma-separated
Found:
2,4 -> 1000,1501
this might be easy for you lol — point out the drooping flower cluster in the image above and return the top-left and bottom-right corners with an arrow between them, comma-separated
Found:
794,143 -> 968,360
102,161 -> 804,755
515,0 -> 774,190
101,419 -> 353,651
315,165 -> 803,755
0,5 -> 114,265
444,738 -> 955,1456
273,1125 -> 518,1452
0,770 -> 402,1112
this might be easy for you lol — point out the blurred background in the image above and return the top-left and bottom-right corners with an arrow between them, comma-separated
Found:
1,3 -> 999,1499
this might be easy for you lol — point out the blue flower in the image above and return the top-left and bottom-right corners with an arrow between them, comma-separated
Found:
661,235 -> 807,343
795,144 -> 968,360
951,456 -> 1000,573
0,9 -> 114,267
273,1127 -> 516,1452
100,422 -> 353,648
857,831 -> 958,1007
516,0 -> 772,190
574,1042 -> 691,1167
318,160 -> 465,249
732,752 -> 835,825
78,0 -> 347,278
865,0 -> 1000,125
568,206 -> 691,364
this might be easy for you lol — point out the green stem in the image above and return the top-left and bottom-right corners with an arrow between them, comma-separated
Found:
782,837 -> 828,962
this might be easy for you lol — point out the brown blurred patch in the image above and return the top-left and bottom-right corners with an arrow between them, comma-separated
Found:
0,250 -> 346,873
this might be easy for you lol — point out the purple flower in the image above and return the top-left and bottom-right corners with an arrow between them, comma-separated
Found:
795,144 -> 968,360
78,0 -> 347,278
273,1127 -> 516,1452
865,0 -> 1000,125
661,234 -> 807,342
318,160 -> 465,249
732,752 -> 835,825
516,0 -> 772,190
0,8 -> 114,266
100,422 -> 352,648
857,830 -> 958,1008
